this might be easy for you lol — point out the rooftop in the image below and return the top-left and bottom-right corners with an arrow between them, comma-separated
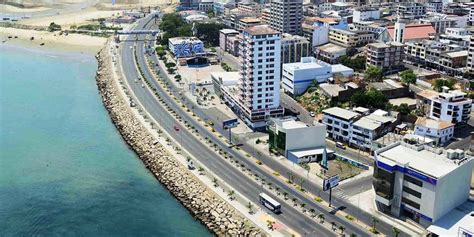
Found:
427,202 -> 474,237
220,29 -> 239,34
417,89 -> 439,100
240,17 -> 261,24
389,97 -> 417,107
415,117 -> 454,130
377,142 -> 466,178
317,43 -> 346,53
445,50 -> 468,58
387,23 -> 436,41
323,107 -> 360,121
169,37 -> 203,44
244,24 -> 279,35
289,147 -> 334,158
353,111 -> 396,130
283,57 -> 329,71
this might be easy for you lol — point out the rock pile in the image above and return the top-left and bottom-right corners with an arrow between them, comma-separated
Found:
95,45 -> 262,236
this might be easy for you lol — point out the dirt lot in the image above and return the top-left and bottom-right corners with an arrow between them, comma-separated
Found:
308,159 -> 364,181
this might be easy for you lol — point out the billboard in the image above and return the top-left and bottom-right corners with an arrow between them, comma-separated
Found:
223,118 -> 239,129
323,175 -> 339,191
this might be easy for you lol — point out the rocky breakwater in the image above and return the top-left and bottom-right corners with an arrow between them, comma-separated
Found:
94,46 -> 262,236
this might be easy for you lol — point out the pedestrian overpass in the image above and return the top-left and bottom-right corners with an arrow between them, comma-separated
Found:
115,30 -> 160,36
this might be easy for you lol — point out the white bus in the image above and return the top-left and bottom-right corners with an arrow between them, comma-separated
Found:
259,193 -> 281,214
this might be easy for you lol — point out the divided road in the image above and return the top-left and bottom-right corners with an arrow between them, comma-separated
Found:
119,12 -> 409,237
119,16 -> 341,237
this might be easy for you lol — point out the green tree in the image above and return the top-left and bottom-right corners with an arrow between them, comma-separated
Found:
400,69 -> 417,85
433,79 -> 456,92
207,9 -> 215,18
48,22 -> 62,32
340,55 -> 366,71
350,88 -> 388,110
195,22 -> 224,46
397,103 -> 410,115
364,65 -> 383,82
338,226 -> 345,234
392,227 -> 400,237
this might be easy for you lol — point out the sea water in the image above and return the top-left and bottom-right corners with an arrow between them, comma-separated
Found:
0,46 -> 211,236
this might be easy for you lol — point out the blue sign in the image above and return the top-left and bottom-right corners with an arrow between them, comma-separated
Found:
401,203 -> 433,222
405,168 -> 437,185
376,160 -> 437,186
223,118 -> 238,129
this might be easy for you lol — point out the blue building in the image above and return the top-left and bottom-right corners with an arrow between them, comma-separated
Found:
168,37 -> 204,58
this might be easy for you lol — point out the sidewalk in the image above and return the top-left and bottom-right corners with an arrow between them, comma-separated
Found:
111,42 -> 297,237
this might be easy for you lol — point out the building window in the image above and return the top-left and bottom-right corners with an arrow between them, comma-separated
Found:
402,186 -> 422,198
404,175 -> 423,187
402,197 -> 421,209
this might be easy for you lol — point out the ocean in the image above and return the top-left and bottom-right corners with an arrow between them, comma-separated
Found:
0,45 -> 211,236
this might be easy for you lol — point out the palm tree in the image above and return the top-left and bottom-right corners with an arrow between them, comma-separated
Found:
309,208 -> 316,217
227,190 -> 235,200
331,221 -> 337,230
292,198 -> 298,206
247,202 -> 253,214
267,220 -> 275,230
300,203 -> 306,209
317,214 -> 325,224
392,227 -> 400,237
287,171 -> 293,183
275,187 -> 281,195
371,216 -> 379,233
212,178 -> 219,187
299,177 -> 305,190
283,192 -> 288,200
338,226 -> 345,235
349,234 -> 357,237
198,166 -> 204,175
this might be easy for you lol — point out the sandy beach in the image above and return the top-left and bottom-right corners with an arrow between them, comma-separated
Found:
0,27 -> 106,54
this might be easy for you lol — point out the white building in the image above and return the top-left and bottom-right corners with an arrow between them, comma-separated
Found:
418,89 -> 472,124
414,117 -> 454,146
468,28 -> 474,74
323,107 -> 360,142
268,117 -> 331,164
350,110 -> 399,150
168,37 -> 204,58
282,57 -> 353,96
237,25 -> 284,129
373,142 -> 473,226
353,8 -> 380,23
426,0 -> 443,13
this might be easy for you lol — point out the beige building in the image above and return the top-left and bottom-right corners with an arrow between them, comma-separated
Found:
238,17 -> 262,32
366,42 -> 405,74
329,28 -> 375,48
281,33 -> 311,64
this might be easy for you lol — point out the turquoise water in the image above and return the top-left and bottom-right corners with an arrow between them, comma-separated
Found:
0,46 -> 211,236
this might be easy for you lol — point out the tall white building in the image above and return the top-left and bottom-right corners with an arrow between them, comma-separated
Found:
374,142 -> 473,226
237,25 -> 284,129
468,28 -> 474,74
269,0 -> 303,35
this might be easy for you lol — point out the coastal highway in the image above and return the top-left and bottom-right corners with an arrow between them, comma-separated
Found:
119,16 -> 341,236
120,13 -> 405,236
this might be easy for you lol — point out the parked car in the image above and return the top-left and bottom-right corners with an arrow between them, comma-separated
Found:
336,142 -> 346,149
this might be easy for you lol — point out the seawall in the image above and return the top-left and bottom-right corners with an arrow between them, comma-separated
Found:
94,44 -> 261,236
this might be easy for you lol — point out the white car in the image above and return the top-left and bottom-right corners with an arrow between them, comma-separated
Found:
310,111 -> 315,117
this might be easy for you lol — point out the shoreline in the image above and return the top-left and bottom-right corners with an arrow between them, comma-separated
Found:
94,42 -> 261,236
0,27 -> 106,55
